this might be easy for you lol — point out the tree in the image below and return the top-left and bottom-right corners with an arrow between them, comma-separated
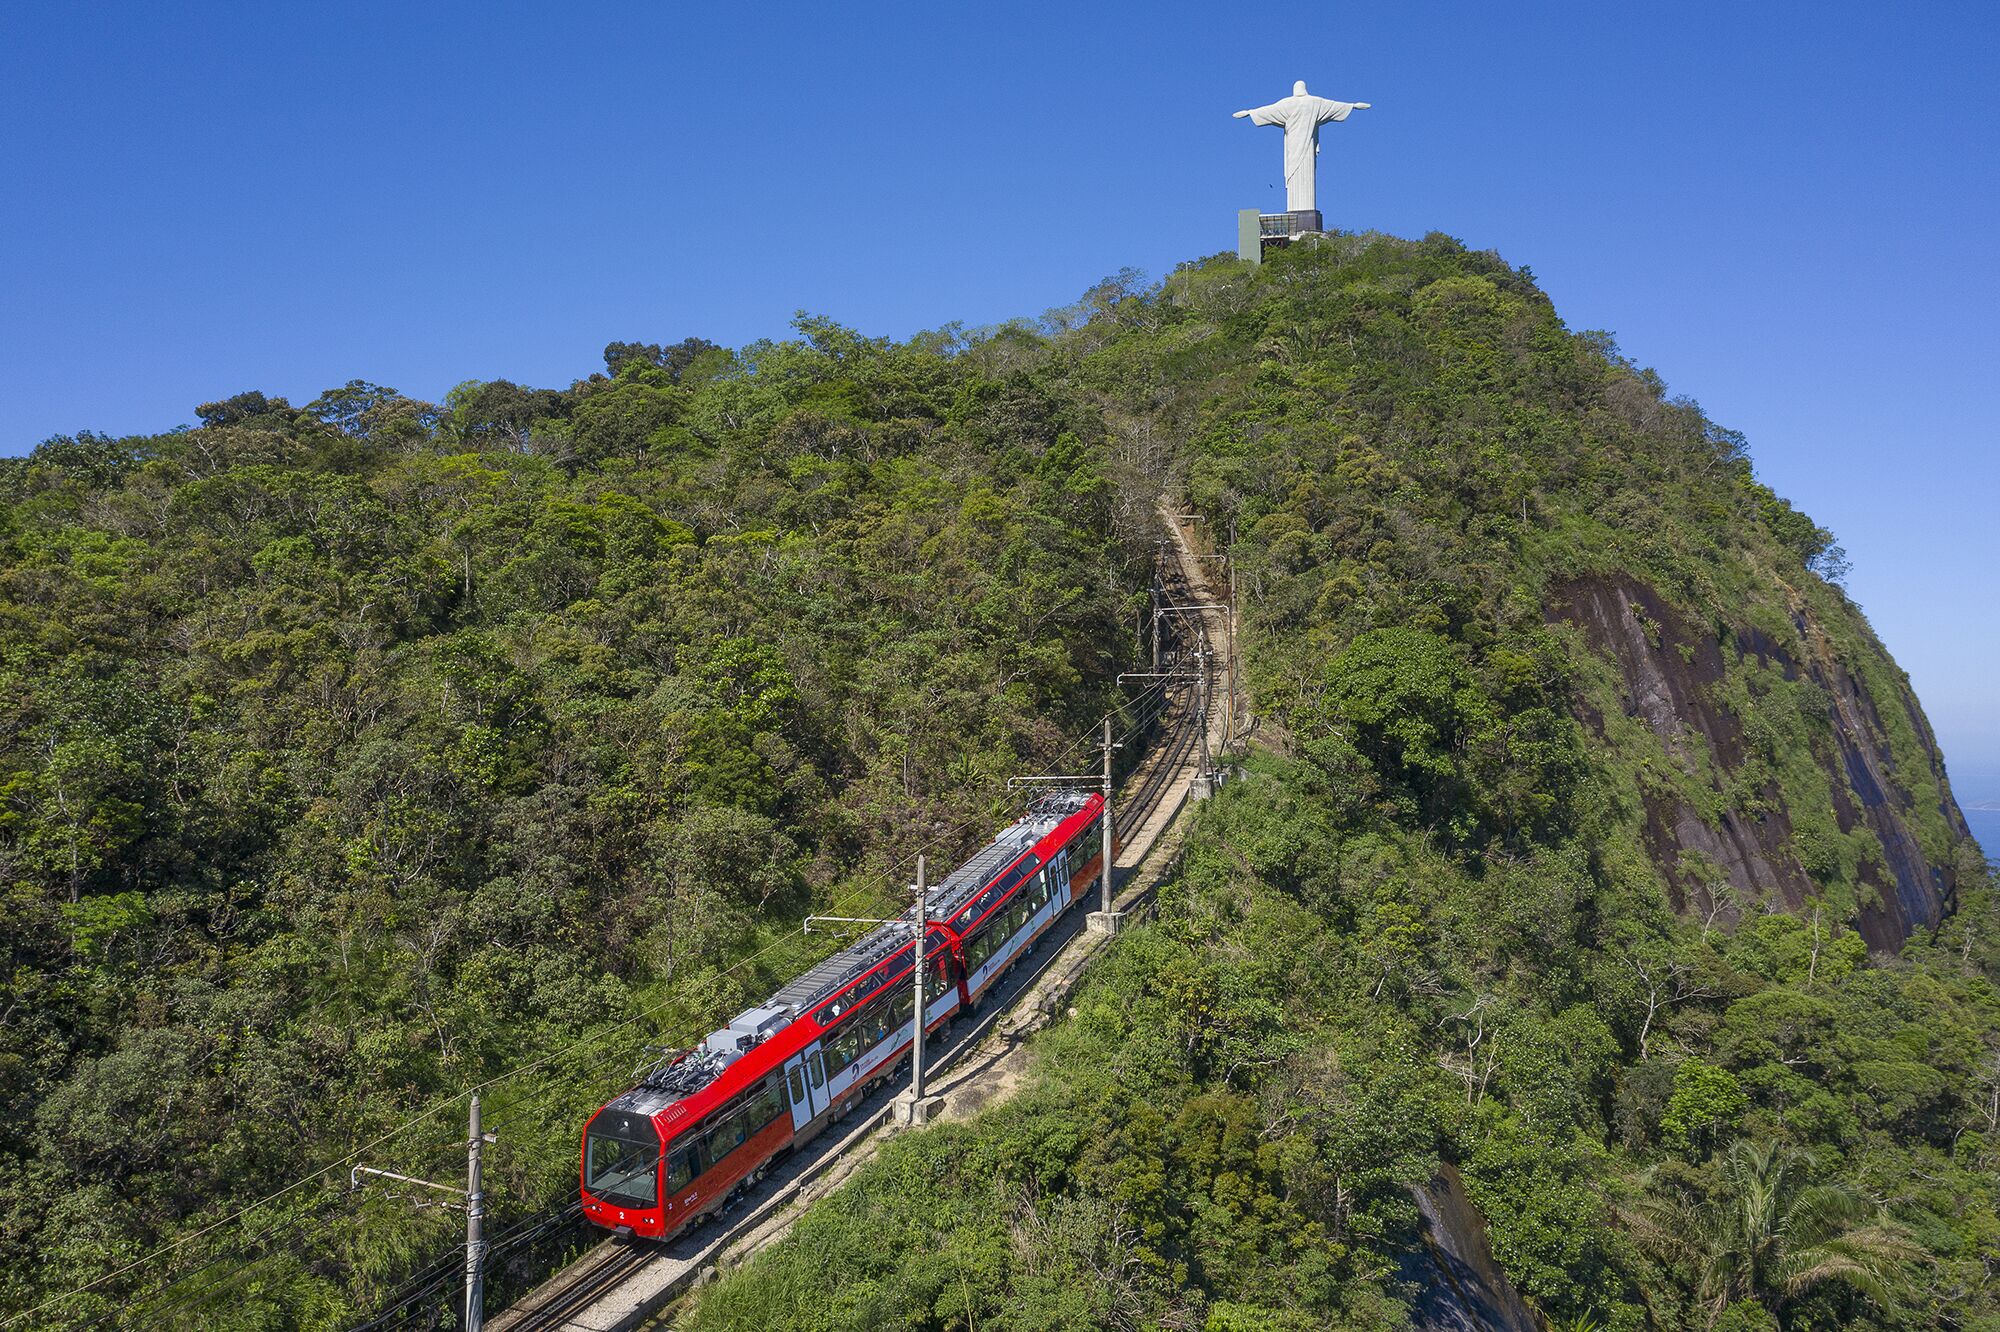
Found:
306,380 -> 403,435
27,432 -> 148,489
1317,627 -> 1487,840
603,336 -> 719,380
1660,1060 -> 1747,1153
1635,1139 -> 1917,1324
195,389 -> 290,427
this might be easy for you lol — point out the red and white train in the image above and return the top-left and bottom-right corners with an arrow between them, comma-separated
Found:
579,791 -> 1108,1239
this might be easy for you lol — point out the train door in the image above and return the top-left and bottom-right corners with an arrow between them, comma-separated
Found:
923,931 -> 960,1026
784,1047 -> 829,1130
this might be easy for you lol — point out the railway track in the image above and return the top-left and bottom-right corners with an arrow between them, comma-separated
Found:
479,534 -> 1222,1332
503,1240 -> 654,1332
1115,561 -> 1212,849
491,681 -> 1209,1332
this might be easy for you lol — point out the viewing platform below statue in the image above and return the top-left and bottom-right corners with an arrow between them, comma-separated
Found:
1237,208 -> 1325,263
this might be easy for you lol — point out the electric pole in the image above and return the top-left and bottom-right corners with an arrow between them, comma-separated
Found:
350,1099 -> 495,1332
464,1096 -> 485,1332
1004,729 -> 1124,934
1101,716 -> 1115,914
807,864 -> 942,1126
1086,716 -> 1124,933
1196,649 -> 1213,790
910,854 -> 928,1109
1151,581 -> 1162,670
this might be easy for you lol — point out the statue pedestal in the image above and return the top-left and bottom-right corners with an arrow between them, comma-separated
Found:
1264,209 -> 1324,236
1238,209 -> 1325,264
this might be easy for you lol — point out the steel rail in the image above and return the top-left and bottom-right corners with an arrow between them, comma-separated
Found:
485,549 -> 1217,1332
501,1240 -> 655,1332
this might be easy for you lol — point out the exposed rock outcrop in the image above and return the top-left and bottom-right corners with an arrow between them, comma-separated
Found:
1401,1165 -> 1544,1332
1554,576 -> 1970,950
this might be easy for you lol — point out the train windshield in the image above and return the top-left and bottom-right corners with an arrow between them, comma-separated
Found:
585,1113 -> 660,1206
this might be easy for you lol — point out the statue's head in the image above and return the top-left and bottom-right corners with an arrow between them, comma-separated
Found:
1293,80 -> 1308,96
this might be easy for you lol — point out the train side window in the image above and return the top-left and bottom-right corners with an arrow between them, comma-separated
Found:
788,1066 -> 806,1106
807,1050 -> 825,1087
825,993 -> 900,1077
823,1013 -> 856,1077
707,1107 -> 750,1160
756,1076 -> 786,1126
664,1146 -> 695,1195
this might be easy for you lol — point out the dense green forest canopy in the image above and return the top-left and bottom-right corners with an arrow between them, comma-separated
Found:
3,235 -> 1994,1331
680,238 -> 1997,1332
0,315 -> 1150,1325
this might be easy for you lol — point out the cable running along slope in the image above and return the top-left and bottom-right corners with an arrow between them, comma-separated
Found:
15,676 -> 1182,1331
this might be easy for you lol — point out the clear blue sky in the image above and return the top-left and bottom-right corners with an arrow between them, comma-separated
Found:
4,1 -> 1997,786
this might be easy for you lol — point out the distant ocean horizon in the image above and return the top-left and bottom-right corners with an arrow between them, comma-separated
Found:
1963,802 -> 2000,865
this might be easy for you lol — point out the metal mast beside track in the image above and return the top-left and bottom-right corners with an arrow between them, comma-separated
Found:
1089,717 -> 1125,934
349,1097 -> 497,1332
806,857 -> 945,1127
1008,735 -> 1123,935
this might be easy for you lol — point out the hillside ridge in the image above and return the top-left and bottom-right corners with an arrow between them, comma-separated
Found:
1,235 -> 1993,1331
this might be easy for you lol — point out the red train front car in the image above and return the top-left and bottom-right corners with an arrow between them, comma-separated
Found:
580,791 -> 1109,1241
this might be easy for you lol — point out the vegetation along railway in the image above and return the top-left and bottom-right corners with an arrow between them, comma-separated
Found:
481,544 -> 1224,1332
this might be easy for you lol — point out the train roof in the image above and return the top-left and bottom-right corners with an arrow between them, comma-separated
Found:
605,791 -> 1096,1120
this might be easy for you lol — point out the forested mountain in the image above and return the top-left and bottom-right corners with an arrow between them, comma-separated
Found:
681,239 -> 1998,1332
3,235 -> 1995,1331
0,320 -> 1148,1324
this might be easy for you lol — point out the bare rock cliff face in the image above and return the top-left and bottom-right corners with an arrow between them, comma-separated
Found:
1400,1165 -> 1546,1332
1554,576 -> 1971,951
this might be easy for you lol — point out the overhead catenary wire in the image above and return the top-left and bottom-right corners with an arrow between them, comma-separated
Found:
12,677 -> 1183,1331
86,670 -> 1200,1332
132,1099 -> 595,1331
387,677 -> 1195,1319
77,1185 -> 358,1332
154,676 -> 1204,1332
475,679 -> 1178,1140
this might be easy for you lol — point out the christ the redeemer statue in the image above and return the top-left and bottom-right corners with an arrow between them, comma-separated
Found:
1233,80 -> 1371,213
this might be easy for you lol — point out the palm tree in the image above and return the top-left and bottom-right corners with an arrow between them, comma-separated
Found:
1253,321 -> 1332,367
1632,1138 -> 1918,1326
